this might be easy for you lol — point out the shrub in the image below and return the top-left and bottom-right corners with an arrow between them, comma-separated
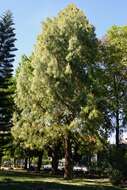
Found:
109,146 -> 127,185
110,169 -> 123,185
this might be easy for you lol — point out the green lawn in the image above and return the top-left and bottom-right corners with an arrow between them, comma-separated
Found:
0,170 -> 126,190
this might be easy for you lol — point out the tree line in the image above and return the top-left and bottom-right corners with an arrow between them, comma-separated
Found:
0,4 -> 127,183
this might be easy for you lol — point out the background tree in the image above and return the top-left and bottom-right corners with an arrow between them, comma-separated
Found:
101,26 -> 127,147
12,55 -> 45,171
0,10 -> 17,162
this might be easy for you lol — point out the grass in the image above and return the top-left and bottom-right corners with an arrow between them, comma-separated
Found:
0,170 -> 126,190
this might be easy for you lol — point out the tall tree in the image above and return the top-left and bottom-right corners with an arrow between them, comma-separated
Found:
32,4 -> 99,179
12,4 -> 104,178
101,26 -> 127,147
0,11 -> 17,158
12,55 -> 45,171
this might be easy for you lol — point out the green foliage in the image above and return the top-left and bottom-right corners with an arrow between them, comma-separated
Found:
110,169 -> 123,186
0,10 -> 17,157
12,55 -> 46,150
13,4 -> 127,180
12,4 -> 101,149
32,4 -> 100,138
12,4 -> 104,179
32,4 -> 102,178
100,26 -> 127,145
109,146 -> 127,185
110,147 -> 127,174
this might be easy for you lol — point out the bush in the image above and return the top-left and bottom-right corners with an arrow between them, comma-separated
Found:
110,169 -> 123,185
109,146 -> 127,185
109,147 -> 127,174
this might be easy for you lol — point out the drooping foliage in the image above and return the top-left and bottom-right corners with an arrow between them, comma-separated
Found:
0,10 -> 17,160
31,4 -> 101,178
12,4 -> 127,179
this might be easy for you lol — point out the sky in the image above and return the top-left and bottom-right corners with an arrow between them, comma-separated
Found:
0,0 -> 127,70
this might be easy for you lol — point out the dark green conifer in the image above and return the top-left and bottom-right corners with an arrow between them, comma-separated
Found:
0,11 -> 17,160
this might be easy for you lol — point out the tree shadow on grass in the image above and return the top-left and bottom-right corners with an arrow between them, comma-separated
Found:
0,170 -> 62,179
0,180 -> 123,190
0,171 -> 124,190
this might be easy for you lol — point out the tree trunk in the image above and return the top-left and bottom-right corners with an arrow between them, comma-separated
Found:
28,157 -> 31,169
64,132 -> 72,179
24,157 -> 28,170
116,109 -> 120,147
37,151 -> 43,171
0,156 -> 2,167
14,157 -> 16,168
114,74 -> 120,148
51,146 -> 59,174
88,154 -> 92,169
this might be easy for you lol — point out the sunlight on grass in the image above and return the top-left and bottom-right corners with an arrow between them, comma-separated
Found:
0,171 -> 126,190
38,177 -> 111,187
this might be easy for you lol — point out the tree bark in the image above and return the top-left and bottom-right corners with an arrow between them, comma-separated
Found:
0,156 -> 2,167
116,109 -> 120,147
24,157 -> 28,170
14,157 -> 16,168
37,151 -> 43,171
51,145 -> 59,174
28,156 -> 31,169
114,74 -> 120,148
64,132 -> 72,179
